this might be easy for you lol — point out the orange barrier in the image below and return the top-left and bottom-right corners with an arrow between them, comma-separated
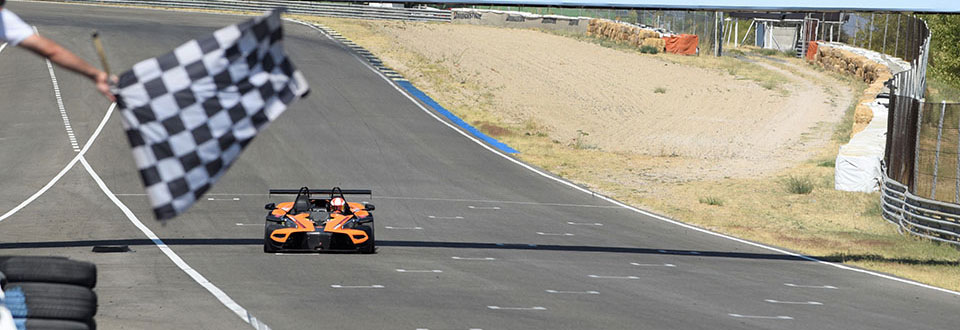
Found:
663,34 -> 698,55
805,41 -> 819,61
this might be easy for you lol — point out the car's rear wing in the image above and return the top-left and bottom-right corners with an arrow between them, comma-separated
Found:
268,189 -> 372,195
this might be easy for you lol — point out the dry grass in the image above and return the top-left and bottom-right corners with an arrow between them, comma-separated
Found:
539,29 -> 793,96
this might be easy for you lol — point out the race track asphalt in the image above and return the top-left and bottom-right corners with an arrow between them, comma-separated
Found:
1,2 -> 958,329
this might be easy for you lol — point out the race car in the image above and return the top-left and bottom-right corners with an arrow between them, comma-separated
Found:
263,187 -> 376,254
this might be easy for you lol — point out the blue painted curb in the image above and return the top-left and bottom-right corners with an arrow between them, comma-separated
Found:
395,80 -> 519,154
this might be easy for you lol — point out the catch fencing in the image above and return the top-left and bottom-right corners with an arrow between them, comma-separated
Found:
881,16 -> 960,245
43,0 -> 453,21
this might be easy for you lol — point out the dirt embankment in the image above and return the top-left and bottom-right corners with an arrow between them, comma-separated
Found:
329,21 -> 852,181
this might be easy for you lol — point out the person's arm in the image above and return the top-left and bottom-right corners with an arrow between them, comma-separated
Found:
18,34 -> 116,102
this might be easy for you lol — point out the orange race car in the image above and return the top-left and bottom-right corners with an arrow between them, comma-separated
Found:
263,187 -> 376,253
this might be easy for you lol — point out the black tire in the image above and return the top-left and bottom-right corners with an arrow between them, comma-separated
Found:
264,223 -> 281,253
358,224 -> 375,254
19,318 -> 91,330
6,282 -> 97,321
0,257 -> 96,289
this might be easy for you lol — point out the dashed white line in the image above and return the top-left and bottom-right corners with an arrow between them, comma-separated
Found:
588,275 -> 640,279
468,205 -> 501,210
396,269 -> 443,273
427,215 -> 463,219
728,314 -> 793,320
487,306 -> 546,311
208,197 -> 241,201
35,26 -> 80,152
451,257 -> 496,261
0,42 -> 7,54
545,289 -> 599,294
236,223 -> 260,226
331,284 -> 384,289
567,221 -> 603,226
536,232 -> 574,236
384,226 -> 423,230
765,299 -> 823,305
630,263 -> 677,267
784,283 -> 838,289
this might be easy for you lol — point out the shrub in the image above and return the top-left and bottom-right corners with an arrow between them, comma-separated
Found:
699,196 -> 724,206
639,45 -> 659,54
654,87 -> 667,94
784,175 -> 814,194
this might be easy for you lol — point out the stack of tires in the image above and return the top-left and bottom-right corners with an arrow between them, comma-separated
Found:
0,257 -> 97,330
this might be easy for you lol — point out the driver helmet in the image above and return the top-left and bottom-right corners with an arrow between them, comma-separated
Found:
330,197 -> 346,213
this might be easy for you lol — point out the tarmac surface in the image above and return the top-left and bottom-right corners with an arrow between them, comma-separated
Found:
1,2 -> 958,329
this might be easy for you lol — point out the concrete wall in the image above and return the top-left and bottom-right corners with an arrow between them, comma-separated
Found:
452,9 -> 588,34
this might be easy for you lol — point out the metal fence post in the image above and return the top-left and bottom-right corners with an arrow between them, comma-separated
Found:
914,89 -> 924,193
882,14 -> 889,54
933,101 -> 947,198
955,103 -> 960,203
895,14 -> 901,58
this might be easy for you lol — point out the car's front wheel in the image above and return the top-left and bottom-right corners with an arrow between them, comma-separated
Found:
264,223 -> 282,253
358,224 -> 375,254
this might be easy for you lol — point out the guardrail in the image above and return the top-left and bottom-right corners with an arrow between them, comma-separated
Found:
881,167 -> 960,246
44,0 -> 452,22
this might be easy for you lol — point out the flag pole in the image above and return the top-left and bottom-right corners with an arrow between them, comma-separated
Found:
91,31 -> 111,76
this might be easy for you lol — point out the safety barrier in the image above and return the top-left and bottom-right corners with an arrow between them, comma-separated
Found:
42,0 -> 452,22
881,167 -> 960,245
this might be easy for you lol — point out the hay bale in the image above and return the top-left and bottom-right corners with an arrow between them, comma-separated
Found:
642,38 -> 666,53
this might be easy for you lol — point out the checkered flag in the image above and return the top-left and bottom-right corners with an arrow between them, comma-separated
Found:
115,9 -> 309,220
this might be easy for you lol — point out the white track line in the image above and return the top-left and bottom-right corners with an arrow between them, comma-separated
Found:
384,226 -> 423,230
630,263 -> 677,267
588,275 -> 640,279
545,289 -> 599,294
330,284 -> 384,289
567,221 -> 603,226
396,269 -> 443,273
34,26 -> 80,152
784,283 -> 838,289
765,299 -> 823,305
536,232 -> 574,236
487,306 -> 546,311
0,103 -> 116,223
728,314 -> 793,320
81,157 -> 270,330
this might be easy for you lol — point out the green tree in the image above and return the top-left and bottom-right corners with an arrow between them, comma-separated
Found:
925,15 -> 960,87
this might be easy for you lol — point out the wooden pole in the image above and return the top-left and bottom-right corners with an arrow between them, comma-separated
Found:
91,32 -> 111,77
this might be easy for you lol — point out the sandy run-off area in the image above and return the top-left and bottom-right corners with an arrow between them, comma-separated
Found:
333,21 -> 853,181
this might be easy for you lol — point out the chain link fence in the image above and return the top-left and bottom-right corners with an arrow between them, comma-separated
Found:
880,15 -> 960,245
